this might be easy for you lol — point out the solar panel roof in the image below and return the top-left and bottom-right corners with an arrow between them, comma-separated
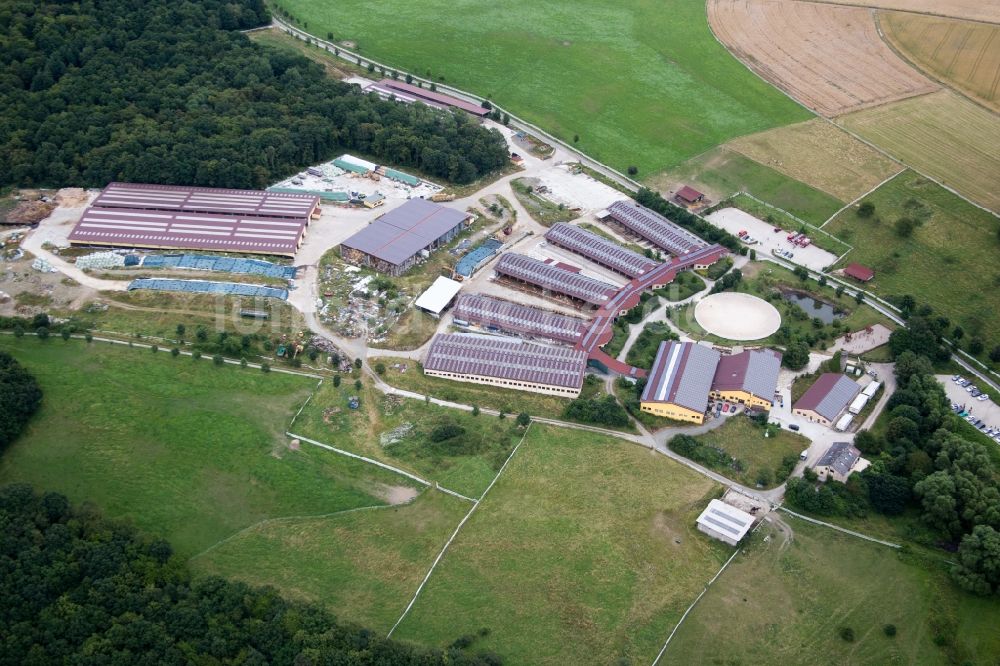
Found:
93,182 -> 317,219
452,294 -> 588,343
696,500 -> 754,540
641,341 -> 721,413
545,223 -> 660,278
494,253 -> 619,306
424,333 -> 586,389
68,206 -> 306,256
607,200 -> 706,256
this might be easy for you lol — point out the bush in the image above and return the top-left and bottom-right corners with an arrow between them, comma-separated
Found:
35,327 -> 49,340
192,350 -> 202,360
333,374 -> 341,387
883,624 -> 897,637
429,423 -> 465,443
564,395 -> 629,428
839,627 -> 855,642
261,363 -> 270,373
375,362 -> 386,375
212,354 -> 224,366
516,412 -> 530,427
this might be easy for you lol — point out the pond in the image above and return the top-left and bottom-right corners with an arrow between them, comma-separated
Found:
782,291 -> 844,324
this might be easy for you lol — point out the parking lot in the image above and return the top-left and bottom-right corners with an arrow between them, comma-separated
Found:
938,374 -> 1000,444
706,207 -> 838,271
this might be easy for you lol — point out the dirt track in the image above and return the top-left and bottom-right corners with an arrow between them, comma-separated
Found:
708,0 -> 939,116
794,0 -> 1000,24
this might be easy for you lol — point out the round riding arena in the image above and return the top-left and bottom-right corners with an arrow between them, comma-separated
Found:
695,292 -> 781,341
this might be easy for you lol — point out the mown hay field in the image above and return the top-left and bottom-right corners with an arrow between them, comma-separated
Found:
837,90 -> 1000,212
708,0 -> 938,116
805,0 -> 1000,23
883,12 -> 1000,113
273,0 -> 810,177
726,119 -> 903,201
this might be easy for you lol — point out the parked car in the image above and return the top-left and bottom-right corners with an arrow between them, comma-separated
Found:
970,388 -> 982,397
966,385 -> 978,393
789,424 -> 800,431
977,394 -> 990,402
952,375 -> 961,382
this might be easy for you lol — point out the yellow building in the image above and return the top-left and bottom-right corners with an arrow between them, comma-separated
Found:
709,349 -> 782,411
640,341 -> 721,425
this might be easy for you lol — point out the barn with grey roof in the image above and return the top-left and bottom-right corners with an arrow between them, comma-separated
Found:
493,253 -> 619,307
544,223 -> 660,278
813,442 -> 870,482
710,349 -> 782,411
604,200 -> 706,256
793,374 -> 862,427
422,333 -> 587,397
339,198 -> 472,275
640,341 -> 722,424
451,294 -> 588,344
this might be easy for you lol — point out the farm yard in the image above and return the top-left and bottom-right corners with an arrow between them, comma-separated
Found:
802,0 -> 1000,23
883,13 -> 1000,113
725,119 -> 902,201
392,425 -> 731,665
708,0 -> 938,117
837,91 -> 1000,212
651,147 -> 844,224
665,517 -> 1000,664
271,0 -> 810,178
826,170 -> 1000,359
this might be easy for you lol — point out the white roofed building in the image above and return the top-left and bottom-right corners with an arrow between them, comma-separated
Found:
696,499 -> 755,546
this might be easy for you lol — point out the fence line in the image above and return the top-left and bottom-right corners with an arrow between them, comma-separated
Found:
386,422 -> 532,637
288,432 -> 477,503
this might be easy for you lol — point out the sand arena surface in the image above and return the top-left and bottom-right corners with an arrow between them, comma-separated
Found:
694,292 -> 781,340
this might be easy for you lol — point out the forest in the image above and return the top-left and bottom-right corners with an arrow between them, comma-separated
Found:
0,0 -> 509,189
0,351 -> 41,450
0,484 -> 502,664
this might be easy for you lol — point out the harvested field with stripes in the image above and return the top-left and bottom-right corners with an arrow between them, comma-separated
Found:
797,0 -> 1000,23
837,90 -> 1000,211
883,12 -> 1000,112
709,0 -> 939,116
726,119 -> 902,201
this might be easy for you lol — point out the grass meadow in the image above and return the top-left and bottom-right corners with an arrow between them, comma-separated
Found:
0,338 -> 411,557
825,170 -> 1000,359
665,517 -> 1000,664
273,0 -> 809,177
649,147 -> 844,224
689,416 -> 808,488
291,378 -> 524,498
393,425 -> 730,665
193,489 -> 469,633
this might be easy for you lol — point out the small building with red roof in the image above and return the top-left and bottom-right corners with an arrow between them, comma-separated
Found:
844,263 -> 875,282
674,185 -> 705,205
